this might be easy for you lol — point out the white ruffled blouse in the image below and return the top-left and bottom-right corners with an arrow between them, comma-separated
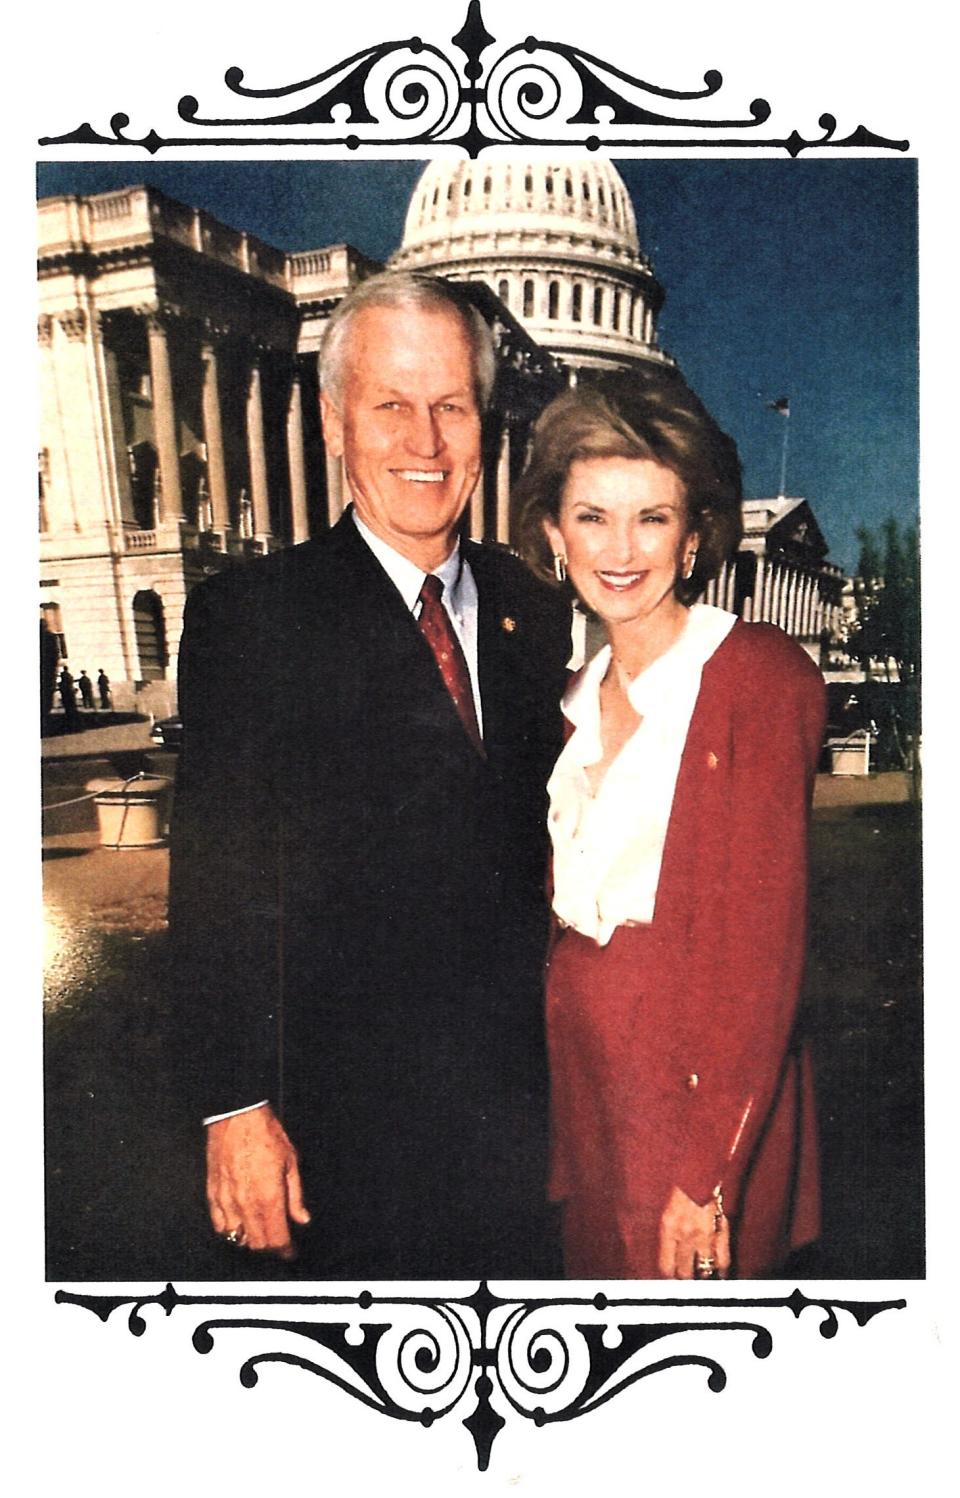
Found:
548,603 -> 737,945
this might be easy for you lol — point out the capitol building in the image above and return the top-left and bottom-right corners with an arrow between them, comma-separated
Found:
37,160 -> 842,714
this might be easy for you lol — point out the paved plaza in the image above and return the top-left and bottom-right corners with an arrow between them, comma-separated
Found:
41,743 -> 923,1282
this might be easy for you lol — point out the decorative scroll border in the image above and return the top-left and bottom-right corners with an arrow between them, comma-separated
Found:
57,1282 -> 905,1470
38,0 -> 908,158
45,0 -> 909,1472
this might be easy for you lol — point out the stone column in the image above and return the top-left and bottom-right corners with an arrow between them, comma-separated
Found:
780,567 -> 793,633
780,566 -> 793,631
287,371 -> 309,544
495,424 -> 511,545
761,555 -> 775,621
810,579 -> 822,639
725,559 -> 737,612
769,563 -> 783,628
201,340 -> 230,534
801,574 -> 813,638
146,311 -> 183,522
99,324 -> 134,525
795,572 -> 807,636
246,355 -> 271,539
751,554 -> 766,623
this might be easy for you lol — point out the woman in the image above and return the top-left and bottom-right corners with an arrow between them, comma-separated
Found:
517,369 -> 826,1279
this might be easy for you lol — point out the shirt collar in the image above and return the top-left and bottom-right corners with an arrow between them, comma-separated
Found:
560,605 -> 737,751
351,509 -> 464,615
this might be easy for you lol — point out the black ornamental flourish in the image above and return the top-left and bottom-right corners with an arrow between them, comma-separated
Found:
57,1281 -> 905,1471
38,1 -> 908,158
47,0 -> 908,1470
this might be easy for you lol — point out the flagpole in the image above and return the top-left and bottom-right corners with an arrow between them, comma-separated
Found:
778,410 -> 790,498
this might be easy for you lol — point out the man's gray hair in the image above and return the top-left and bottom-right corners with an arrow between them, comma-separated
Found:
319,271 -> 496,412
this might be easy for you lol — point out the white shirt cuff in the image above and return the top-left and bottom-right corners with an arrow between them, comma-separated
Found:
203,1099 -> 269,1126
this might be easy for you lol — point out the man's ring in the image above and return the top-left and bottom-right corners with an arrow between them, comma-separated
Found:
695,1255 -> 717,1279
225,1227 -> 244,1246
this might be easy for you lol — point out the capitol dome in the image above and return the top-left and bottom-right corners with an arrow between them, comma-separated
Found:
391,159 -> 670,376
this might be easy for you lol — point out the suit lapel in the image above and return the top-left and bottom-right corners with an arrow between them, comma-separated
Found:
333,512 -> 486,759
470,544 -> 525,763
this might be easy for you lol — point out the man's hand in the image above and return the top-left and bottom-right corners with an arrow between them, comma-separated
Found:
206,1105 -> 311,1259
657,1185 -> 732,1279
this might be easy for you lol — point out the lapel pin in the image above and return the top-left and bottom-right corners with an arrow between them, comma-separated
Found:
501,616 -> 517,633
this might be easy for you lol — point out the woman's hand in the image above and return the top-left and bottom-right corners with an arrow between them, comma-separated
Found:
658,1185 -> 731,1279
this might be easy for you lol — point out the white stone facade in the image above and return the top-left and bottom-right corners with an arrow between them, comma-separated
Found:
38,171 -> 842,711
38,187 -> 327,713
700,497 -> 844,662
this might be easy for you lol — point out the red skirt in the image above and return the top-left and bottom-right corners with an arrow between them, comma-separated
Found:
546,923 -> 820,1279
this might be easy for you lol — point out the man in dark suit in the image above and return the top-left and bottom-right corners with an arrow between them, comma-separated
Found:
168,273 -> 570,1278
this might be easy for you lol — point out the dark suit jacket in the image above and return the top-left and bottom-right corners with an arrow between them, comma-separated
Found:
168,511 -> 571,1276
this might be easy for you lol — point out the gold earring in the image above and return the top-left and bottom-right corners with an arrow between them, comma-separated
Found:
553,553 -> 567,584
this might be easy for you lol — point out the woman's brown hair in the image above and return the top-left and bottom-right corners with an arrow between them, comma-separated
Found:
515,366 -> 743,605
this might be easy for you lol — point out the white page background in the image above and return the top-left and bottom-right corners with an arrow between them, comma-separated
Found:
9,3 -> 953,1491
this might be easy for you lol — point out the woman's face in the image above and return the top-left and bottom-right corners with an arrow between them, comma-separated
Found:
544,456 -> 697,630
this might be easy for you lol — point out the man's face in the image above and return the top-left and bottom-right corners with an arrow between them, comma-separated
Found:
321,303 -> 483,569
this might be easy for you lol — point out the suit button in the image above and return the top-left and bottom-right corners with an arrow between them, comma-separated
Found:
685,1072 -> 699,1091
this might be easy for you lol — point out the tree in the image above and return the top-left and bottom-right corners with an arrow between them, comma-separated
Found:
847,518 -> 920,774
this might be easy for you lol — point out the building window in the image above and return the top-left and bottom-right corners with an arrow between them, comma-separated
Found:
565,174 -> 573,197
41,602 -> 67,660
498,279 -> 510,308
484,175 -> 492,195
583,179 -> 591,201
464,177 -> 472,197
572,284 -> 582,322
548,282 -> 559,319
523,279 -> 535,318
545,173 -> 554,195
598,184 -> 606,209
613,290 -> 622,329
593,286 -> 603,325
127,442 -> 158,529
132,590 -> 168,682
524,172 -> 533,194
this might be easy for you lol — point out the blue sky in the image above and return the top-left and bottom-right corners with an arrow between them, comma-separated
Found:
37,158 -> 917,572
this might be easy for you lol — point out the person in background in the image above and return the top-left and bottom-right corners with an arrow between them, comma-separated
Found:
516,368 -> 825,1279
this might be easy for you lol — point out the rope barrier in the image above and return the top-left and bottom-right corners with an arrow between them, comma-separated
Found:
41,769 -> 174,814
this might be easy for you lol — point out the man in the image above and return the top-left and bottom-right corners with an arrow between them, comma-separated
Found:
168,273 -> 570,1278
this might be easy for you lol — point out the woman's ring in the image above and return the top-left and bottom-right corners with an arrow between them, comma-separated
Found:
694,1255 -> 717,1279
225,1227 -> 245,1246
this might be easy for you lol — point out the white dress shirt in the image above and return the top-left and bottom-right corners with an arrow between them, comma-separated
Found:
548,603 -> 737,947
204,511 -> 483,1124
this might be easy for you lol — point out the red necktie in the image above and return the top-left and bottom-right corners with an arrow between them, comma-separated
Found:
417,574 -> 484,755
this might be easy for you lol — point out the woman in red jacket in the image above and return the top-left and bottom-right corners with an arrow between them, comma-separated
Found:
517,369 -> 826,1279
